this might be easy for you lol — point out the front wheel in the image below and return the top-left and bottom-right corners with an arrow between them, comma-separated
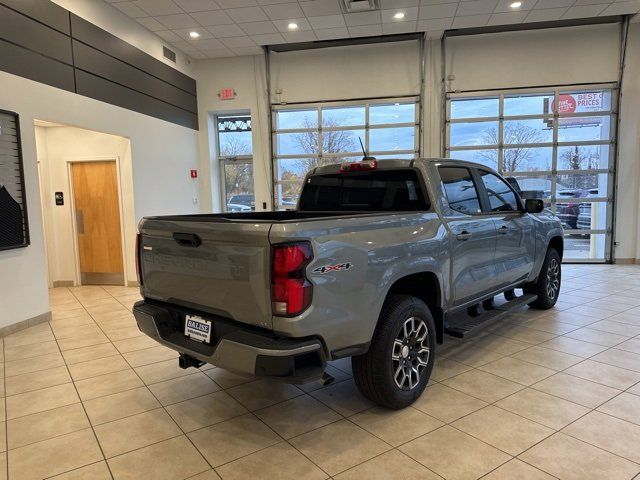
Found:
352,295 -> 436,409
524,247 -> 561,309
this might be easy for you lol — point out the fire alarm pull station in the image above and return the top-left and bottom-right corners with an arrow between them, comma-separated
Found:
190,170 -> 198,179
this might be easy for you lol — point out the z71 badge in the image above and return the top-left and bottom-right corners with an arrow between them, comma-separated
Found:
313,262 -> 353,274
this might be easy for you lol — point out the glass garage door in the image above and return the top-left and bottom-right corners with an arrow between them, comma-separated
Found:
446,85 -> 617,262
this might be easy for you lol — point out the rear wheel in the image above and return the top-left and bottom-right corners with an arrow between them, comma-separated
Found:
524,247 -> 561,309
352,295 -> 435,409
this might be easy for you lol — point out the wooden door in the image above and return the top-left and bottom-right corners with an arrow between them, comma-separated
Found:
71,161 -> 124,285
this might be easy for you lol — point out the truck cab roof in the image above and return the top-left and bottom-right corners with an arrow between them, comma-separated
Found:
310,157 -> 497,176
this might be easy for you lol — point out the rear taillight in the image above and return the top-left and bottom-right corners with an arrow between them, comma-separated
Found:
135,233 -> 143,286
271,242 -> 313,317
339,159 -> 377,172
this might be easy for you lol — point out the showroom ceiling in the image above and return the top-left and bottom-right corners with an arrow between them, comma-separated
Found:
106,0 -> 640,59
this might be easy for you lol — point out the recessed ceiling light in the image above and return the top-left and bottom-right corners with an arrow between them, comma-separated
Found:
393,11 -> 405,20
288,22 -> 298,30
189,31 -> 200,38
510,1 -> 522,8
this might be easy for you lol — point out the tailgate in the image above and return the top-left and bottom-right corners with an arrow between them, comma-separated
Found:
139,218 -> 273,329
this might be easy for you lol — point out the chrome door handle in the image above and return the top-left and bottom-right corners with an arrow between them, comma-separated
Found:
456,231 -> 472,241
498,226 -> 509,235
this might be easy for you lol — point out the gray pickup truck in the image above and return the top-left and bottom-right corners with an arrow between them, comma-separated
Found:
133,158 -> 563,408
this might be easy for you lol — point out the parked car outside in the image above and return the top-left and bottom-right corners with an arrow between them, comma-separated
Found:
556,189 -> 590,230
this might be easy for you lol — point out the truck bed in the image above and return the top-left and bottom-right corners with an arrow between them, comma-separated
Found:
144,210 -> 386,223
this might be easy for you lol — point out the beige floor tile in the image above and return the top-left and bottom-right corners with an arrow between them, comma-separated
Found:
469,334 -> 531,356
49,461 -> 112,479
188,414 -> 281,467
334,449 -> 441,480
589,319 -> 640,336
62,343 -> 119,365
351,406 -> 443,447
50,314 -> 96,329
83,386 -> 160,425
298,364 -> 352,393
8,428 -> 103,480
187,470 -> 222,480
597,392 -> 640,426
5,365 -> 71,396
113,335 -> 159,353
290,419 -> 390,476
309,379 -> 376,417
564,327 -> 629,347
539,336 -> 608,357
563,410 -> 640,463
4,340 -> 59,361
57,333 -> 110,351
493,325 -> 558,345
165,390 -> 247,432
412,383 -> 488,423
6,383 -> 79,420
430,357 -> 473,382
216,442 -> 327,480
94,408 -> 182,458
5,352 -> 65,377
478,356 -> 555,385
519,317 -> 580,335
541,310 -> 599,327
510,345 -> 583,370
122,345 -> 177,367
7,403 -> 89,449
564,359 -> 640,389
520,432 -> 640,480
255,394 -> 342,439
107,435 -> 209,480
105,326 -> 144,342
592,348 -> 640,373
203,367 -> 255,389
496,388 -> 589,430
563,305 -> 615,320
628,382 -> 640,395
68,355 -> 130,381
442,344 -> 505,367
617,337 -> 640,355
134,358 -> 194,385
148,371 -> 219,405
452,405 -> 554,455
400,425 -> 510,480
75,369 -> 143,401
481,458 -> 556,479
532,372 -> 621,408
52,324 -> 105,341
442,369 -> 523,403
227,378 -> 303,410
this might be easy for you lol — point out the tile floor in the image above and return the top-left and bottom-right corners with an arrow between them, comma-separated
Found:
2,264 -> 640,479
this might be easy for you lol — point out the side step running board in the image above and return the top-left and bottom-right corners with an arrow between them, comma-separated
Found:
444,293 -> 538,339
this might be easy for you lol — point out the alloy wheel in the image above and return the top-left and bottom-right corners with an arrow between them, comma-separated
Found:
391,316 -> 430,390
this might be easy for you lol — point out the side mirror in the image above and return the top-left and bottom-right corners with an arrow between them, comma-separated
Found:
525,198 -> 544,214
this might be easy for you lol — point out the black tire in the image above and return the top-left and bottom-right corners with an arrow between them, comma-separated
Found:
524,247 -> 561,309
352,294 -> 436,409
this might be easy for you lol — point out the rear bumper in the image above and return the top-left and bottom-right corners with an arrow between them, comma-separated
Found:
132,301 -> 326,384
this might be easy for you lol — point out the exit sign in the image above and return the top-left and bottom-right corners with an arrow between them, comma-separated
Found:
218,88 -> 236,100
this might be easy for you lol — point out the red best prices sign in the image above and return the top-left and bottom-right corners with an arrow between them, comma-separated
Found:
551,92 -> 603,114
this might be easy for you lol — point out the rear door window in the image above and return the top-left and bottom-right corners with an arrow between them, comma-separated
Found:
439,167 -> 482,214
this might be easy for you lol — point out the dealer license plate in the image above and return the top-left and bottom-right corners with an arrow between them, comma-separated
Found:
184,315 -> 212,343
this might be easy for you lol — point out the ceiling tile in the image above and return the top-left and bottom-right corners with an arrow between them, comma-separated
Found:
418,2 -> 458,19
220,35 -> 256,47
524,7 -> 567,22
200,47 -> 236,57
314,26 -> 350,39
299,0 -> 343,17
240,20 -> 279,33
308,14 -> 346,28
173,27 -> 215,39
344,11 -> 383,26
136,16 -> 167,31
282,29 -> 318,41
451,13 -> 491,27
562,4 -> 608,18
156,13 -> 202,28
381,0 -> 420,8
155,30 -> 184,42
251,32 -> 286,43
132,0 -> 183,16
574,0 -> 612,4
226,6 -> 269,22
256,0 -> 292,5
188,51 -> 207,58
173,0 -> 221,12
420,0 -> 459,4
191,10 -> 235,25
216,0 -> 258,7
262,2 -> 305,19
272,17 -> 313,31
488,10 -> 527,24
533,0 -> 574,7
456,0 -> 499,16
382,20 -> 417,33
112,2 -> 148,18
417,16 -> 453,29
426,29 -> 444,38
191,37 -> 226,48
207,23 -> 248,36
231,46 -> 264,55
493,0 -> 533,12
171,40 -> 201,52
348,24 -> 383,37
601,1 -> 640,15
381,7 -> 419,22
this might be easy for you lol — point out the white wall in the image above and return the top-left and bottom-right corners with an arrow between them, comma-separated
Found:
35,126 -> 136,285
0,70 -> 199,329
50,0 -> 194,76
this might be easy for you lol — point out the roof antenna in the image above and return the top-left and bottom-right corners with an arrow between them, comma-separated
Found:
359,137 -> 376,161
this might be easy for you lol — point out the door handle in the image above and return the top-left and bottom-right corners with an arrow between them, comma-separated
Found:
76,210 -> 84,235
456,231 -> 472,241
173,232 -> 202,247
498,226 -> 509,235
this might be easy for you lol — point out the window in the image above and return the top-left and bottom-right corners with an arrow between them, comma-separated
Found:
215,114 -> 254,212
479,171 -> 519,212
439,167 -> 481,215
447,86 -> 616,262
273,98 -> 419,210
299,170 -> 428,212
